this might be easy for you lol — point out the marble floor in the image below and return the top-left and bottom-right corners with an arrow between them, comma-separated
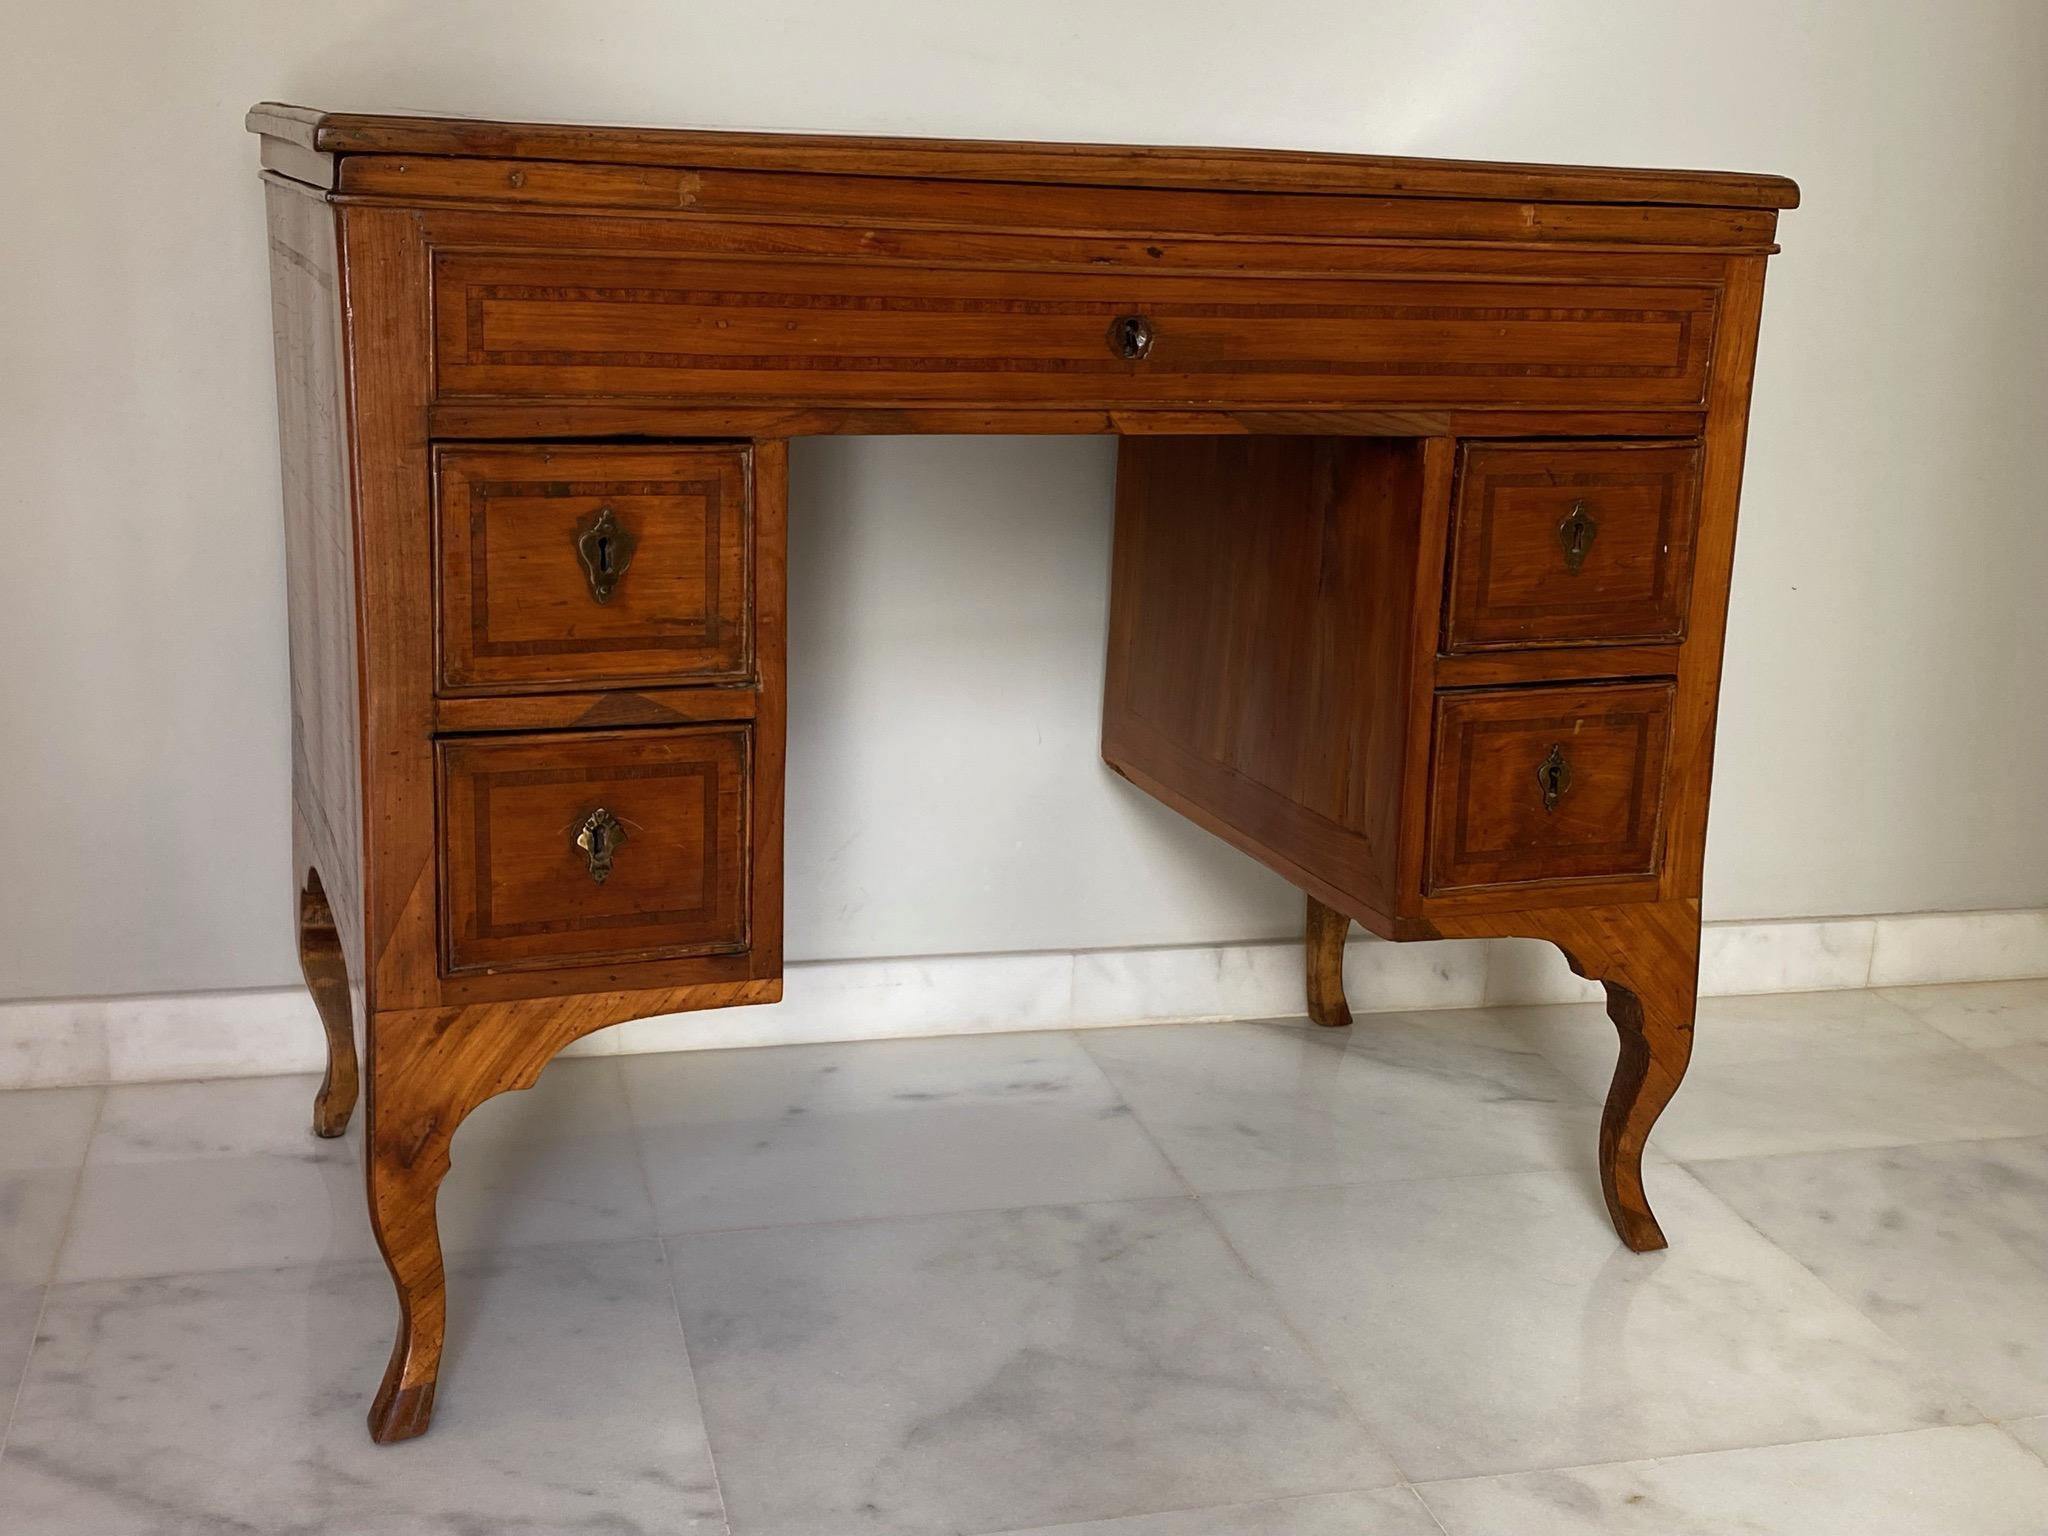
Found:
3,980 -> 2048,1534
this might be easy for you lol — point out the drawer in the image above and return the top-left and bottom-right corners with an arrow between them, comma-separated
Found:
436,444 -> 751,694
1427,682 -> 1673,894
438,727 -> 750,974
1444,441 -> 1701,651
431,250 -> 1718,410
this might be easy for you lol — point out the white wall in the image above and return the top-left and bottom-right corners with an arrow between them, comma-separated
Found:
3,0 -> 2044,1001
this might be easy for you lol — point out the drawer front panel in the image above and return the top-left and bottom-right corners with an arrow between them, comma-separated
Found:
431,251 -> 1717,410
1427,683 -> 1673,894
439,727 -> 750,974
1445,442 -> 1701,652
436,444 -> 751,693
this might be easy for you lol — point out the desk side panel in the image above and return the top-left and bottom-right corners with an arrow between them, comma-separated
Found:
265,177 -> 367,1002
1102,436 -> 1426,930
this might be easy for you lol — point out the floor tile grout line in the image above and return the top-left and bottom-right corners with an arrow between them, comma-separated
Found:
959,1485 -> 1441,1536
41,1227 -> 680,1295
0,1084 -> 107,1464
1673,1121 -> 2048,1168
1410,1480 -> 1459,1536
1662,1157 -> 2001,1428
1179,1184 -> 1425,1486
653,1236 -> 736,1536
1993,1420 -> 2048,1474
651,1236 -> 741,1536
1405,1418 -> 2025,1497
661,1187 -> 1205,1247
1087,1058 -> 2015,1493
1065,1028 -> 1204,1203
615,1054 -> 737,1536
1076,1031 -> 1427,1487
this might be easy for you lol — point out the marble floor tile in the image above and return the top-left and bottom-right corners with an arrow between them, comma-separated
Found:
1417,1424 -> 2048,1535
626,1032 -> 1182,1233
1078,1017 -> 1600,1195
1206,1168 -> 1976,1480
0,1086 -> 98,1285
0,1281 -> 45,1418
1650,1050 -> 2048,1161
0,1085 -> 100,1172
1691,1136 -> 2048,1418
1879,978 -> 2048,1048
57,1074 -> 375,1281
1988,1042 -> 2048,1090
1502,993 -> 2048,1161
428,1056 -> 660,1256
0,1170 -> 79,1286
2008,1415 -> 2048,1462
0,1240 -> 724,1535
1499,989 -> 1957,1089
1000,1487 -> 1444,1535
669,1197 -> 1399,1536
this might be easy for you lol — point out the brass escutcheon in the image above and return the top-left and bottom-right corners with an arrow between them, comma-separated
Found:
574,506 -> 637,604
1556,500 -> 1598,575
574,807 -> 627,884
1535,743 -> 1573,812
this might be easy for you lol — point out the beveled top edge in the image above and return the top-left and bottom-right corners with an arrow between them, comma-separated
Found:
245,103 -> 1799,210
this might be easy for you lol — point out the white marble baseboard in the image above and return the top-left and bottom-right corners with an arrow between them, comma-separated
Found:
4,907 -> 2045,1089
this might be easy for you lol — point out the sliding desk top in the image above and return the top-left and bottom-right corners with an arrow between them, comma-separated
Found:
249,102 -> 1799,210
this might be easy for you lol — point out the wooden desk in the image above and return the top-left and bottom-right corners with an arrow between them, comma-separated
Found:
247,103 -> 1796,1443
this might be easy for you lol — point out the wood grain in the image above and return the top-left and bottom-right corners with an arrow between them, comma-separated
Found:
254,103 -> 1799,207
427,401 -> 1709,443
337,154 -> 1784,250
435,443 -> 753,693
1305,896 -> 1353,1029
1444,441 -> 1701,651
263,175 -> 370,1141
248,103 -> 1790,1441
1426,682 -> 1675,894
298,871 -> 358,1139
1429,899 -> 1701,1251
1103,436 -> 1427,924
437,727 -> 751,975
363,975 -> 780,1442
432,249 -> 1718,412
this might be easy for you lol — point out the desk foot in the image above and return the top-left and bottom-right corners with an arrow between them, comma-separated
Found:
365,1059 -> 455,1444
297,870 -> 358,1139
1434,899 -> 1698,1251
1597,975 -> 1692,1253
368,1377 -> 437,1445
355,993 -> 721,1442
1305,895 -> 1353,1028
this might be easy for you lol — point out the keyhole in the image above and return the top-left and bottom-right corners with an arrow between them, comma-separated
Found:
1557,502 -> 1598,575
1536,743 -> 1572,811
595,535 -> 613,575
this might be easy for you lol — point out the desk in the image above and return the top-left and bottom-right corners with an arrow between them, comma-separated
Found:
247,104 -> 1796,1443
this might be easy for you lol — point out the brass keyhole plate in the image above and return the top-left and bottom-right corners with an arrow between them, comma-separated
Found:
574,807 -> 627,883
1557,500 -> 1598,575
574,506 -> 637,604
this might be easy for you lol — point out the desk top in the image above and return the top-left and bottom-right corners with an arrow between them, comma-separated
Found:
247,103 -> 1799,210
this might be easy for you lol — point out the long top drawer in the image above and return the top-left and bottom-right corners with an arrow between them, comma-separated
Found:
431,250 -> 1719,412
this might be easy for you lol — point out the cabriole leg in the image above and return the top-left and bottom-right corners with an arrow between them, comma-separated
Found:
1435,899 -> 1700,1250
1595,967 -> 1697,1252
363,1043 -> 460,1444
297,870 -> 358,1139
1305,894 -> 1353,1029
